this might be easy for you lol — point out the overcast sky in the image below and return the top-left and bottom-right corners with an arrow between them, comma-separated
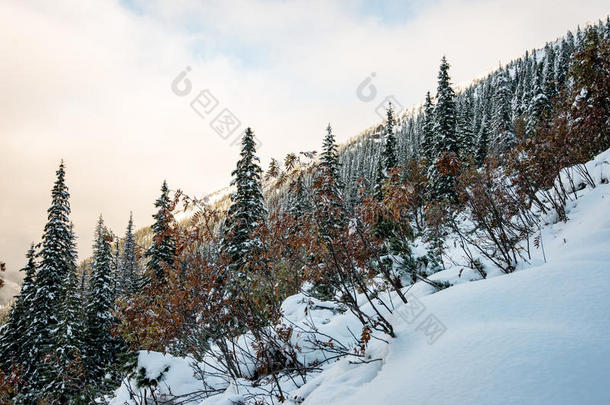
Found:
0,0 -> 607,303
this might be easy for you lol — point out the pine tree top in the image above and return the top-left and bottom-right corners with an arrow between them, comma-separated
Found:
223,127 -> 267,272
320,124 -> 340,183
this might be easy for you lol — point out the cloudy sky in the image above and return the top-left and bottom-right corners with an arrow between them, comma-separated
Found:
0,0 -> 607,302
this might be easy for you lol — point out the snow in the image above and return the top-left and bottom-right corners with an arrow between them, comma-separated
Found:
110,149 -> 610,405
110,351 -> 202,404
321,204 -> 610,404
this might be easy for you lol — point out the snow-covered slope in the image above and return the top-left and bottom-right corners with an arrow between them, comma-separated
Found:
111,150 -> 610,405
299,152 -> 610,405
304,186 -> 610,405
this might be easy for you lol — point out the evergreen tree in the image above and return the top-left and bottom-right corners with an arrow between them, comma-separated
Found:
78,263 -> 90,309
491,69 -> 515,153
118,212 -> 140,296
84,216 -> 116,385
420,92 -> 435,162
554,39 -> 569,91
26,161 -> 75,389
456,92 -> 474,157
145,181 -> 176,282
520,51 -> 535,114
317,124 -> 345,233
566,29 -> 575,50
374,103 -> 398,200
543,44 -> 557,102
310,124 -> 346,299
0,245 -> 37,371
512,66 -> 525,119
111,236 -> 120,300
428,56 -> 459,201
569,26 -> 610,154
576,25 -> 583,48
320,124 -> 341,186
432,56 -> 459,156
526,64 -> 551,136
223,127 -> 267,274
288,173 -> 311,219
381,103 -> 398,170
476,115 -> 490,166
265,158 -> 281,180
42,223 -> 87,403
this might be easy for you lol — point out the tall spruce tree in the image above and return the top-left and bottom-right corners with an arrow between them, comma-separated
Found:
476,115 -> 490,166
428,56 -> 459,201
555,39 -> 571,90
223,127 -> 267,275
26,161 -> 76,389
310,124 -> 346,299
432,56 -> 459,156
318,124 -> 345,234
145,181 -> 176,282
0,245 -> 37,371
288,173 -> 311,219
526,63 -> 551,136
491,69 -> 515,153
118,212 -> 140,296
84,216 -> 116,385
41,223 -> 87,402
374,103 -> 398,200
320,124 -> 341,186
543,44 -> 557,103
420,92 -> 435,162
456,92 -> 474,157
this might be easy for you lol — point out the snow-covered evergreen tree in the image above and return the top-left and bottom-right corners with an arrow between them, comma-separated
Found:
41,223 -> 87,402
543,43 -> 557,103
317,124 -> 345,234
145,181 -> 176,282
222,127 -> 267,274
476,115 -> 490,166
0,245 -> 37,371
526,64 -> 551,136
420,92 -> 435,162
555,39 -> 571,90
432,56 -> 458,156
265,158 -> 281,180
84,216 -> 116,385
374,103 -> 398,200
309,124 -> 347,299
25,161 -> 76,388
288,173 -> 311,219
491,69 -> 515,153
118,212 -> 140,296
512,64 -> 525,119
456,91 -> 474,157
428,56 -> 460,201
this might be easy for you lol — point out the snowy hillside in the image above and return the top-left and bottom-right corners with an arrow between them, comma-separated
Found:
110,150 -> 610,405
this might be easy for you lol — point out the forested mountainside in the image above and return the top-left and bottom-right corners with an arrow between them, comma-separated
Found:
128,19 -> 606,248
0,16 -> 608,405
265,18 -> 609,212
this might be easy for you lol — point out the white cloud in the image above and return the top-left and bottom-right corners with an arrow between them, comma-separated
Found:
0,0 -> 607,302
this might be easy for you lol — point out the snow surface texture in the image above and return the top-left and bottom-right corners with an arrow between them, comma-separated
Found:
111,150 -> 610,405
